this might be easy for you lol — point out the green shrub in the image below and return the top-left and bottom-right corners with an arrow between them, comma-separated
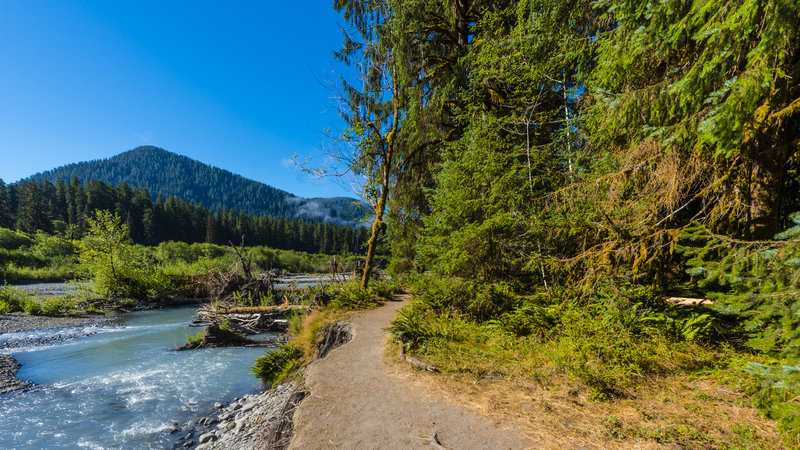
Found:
0,228 -> 34,250
330,280 -> 383,310
185,330 -> 207,345
23,299 -> 42,315
79,211 -> 175,299
32,232 -> 77,258
0,285 -> 30,313
250,343 -> 303,386
40,296 -> 78,316
744,362 -> 800,440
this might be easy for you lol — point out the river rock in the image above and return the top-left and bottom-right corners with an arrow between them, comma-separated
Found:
214,402 -> 222,409
240,402 -> 255,413
182,440 -> 193,448
199,432 -> 216,444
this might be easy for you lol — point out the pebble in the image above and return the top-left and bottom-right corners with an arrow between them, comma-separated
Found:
199,432 -> 216,444
240,402 -> 255,413
214,402 -> 222,409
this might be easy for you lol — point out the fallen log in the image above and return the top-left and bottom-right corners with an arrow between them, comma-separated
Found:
401,354 -> 439,373
220,305 -> 310,315
665,297 -> 713,306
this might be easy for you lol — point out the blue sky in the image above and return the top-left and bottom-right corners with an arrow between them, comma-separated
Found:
0,1 -> 354,198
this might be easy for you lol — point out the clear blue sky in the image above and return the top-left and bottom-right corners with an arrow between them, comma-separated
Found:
0,1 -> 354,198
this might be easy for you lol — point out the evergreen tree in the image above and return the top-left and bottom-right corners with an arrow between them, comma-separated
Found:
0,179 -> 11,228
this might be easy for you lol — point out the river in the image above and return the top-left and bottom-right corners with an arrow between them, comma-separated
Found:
0,305 -> 276,449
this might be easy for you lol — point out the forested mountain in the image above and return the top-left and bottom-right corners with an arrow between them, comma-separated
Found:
28,146 -> 368,226
0,177 -> 369,254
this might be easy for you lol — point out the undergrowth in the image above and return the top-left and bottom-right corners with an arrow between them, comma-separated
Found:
391,274 -> 726,399
388,272 -> 800,445
250,343 -> 303,386
0,285 -> 81,316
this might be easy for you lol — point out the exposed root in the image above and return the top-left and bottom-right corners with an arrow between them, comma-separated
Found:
262,387 -> 310,450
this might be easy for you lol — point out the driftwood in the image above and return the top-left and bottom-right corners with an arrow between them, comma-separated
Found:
666,296 -> 714,306
401,354 -> 439,373
220,305 -> 310,315
263,387 -> 310,450
196,304 -> 310,333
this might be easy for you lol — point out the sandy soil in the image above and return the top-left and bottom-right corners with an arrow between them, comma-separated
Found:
289,295 -> 531,449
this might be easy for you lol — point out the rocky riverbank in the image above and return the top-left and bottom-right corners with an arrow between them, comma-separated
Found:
0,355 -> 32,395
0,313 -> 117,335
170,381 -> 306,450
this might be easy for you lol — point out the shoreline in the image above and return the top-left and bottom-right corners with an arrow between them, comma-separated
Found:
0,354 -> 32,395
167,381 -> 302,450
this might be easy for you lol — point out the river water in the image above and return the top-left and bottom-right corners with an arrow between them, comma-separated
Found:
0,306 -> 275,449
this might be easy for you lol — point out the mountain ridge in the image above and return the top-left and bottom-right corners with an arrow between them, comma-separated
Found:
27,146 -> 367,226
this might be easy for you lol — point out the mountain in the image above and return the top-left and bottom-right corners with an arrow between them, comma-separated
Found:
28,146 -> 368,226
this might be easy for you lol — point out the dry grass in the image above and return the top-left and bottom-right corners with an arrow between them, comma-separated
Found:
291,308 -> 353,362
385,341 -> 785,449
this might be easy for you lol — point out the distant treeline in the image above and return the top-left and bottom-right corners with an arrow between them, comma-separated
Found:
28,146 -> 370,226
0,177 -> 370,254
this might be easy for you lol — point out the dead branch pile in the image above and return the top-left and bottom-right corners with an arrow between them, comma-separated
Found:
202,270 -> 275,306
196,304 -> 309,333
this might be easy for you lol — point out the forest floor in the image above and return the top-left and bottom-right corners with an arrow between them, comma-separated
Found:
289,294 -> 530,449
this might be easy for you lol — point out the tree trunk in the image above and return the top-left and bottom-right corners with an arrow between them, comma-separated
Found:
361,174 -> 389,290
747,140 -> 787,240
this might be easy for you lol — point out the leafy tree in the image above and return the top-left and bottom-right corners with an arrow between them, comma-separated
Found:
78,210 -> 136,296
334,0 -> 404,288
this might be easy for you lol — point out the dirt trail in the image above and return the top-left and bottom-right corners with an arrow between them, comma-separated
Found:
290,295 -> 531,449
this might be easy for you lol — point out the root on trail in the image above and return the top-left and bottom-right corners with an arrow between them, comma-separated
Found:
261,387 -> 310,450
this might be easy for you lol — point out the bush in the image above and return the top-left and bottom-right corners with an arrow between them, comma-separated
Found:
32,232 -> 77,258
40,296 -> 78,316
79,211 -> 174,299
406,273 -> 522,321
392,275 -> 722,399
0,285 -> 30,313
250,343 -> 303,386
330,280 -> 386,310
0,228 -> 33,250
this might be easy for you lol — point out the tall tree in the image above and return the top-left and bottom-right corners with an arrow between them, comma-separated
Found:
0,179 -> 11,228
588,0 -> 800,240
334,0 -> 404,288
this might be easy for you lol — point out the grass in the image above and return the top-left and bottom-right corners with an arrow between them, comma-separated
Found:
386,338 -> 785,449
250,343 -> 303,386
0,285 -> 83,316
385,273 -> 796,447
